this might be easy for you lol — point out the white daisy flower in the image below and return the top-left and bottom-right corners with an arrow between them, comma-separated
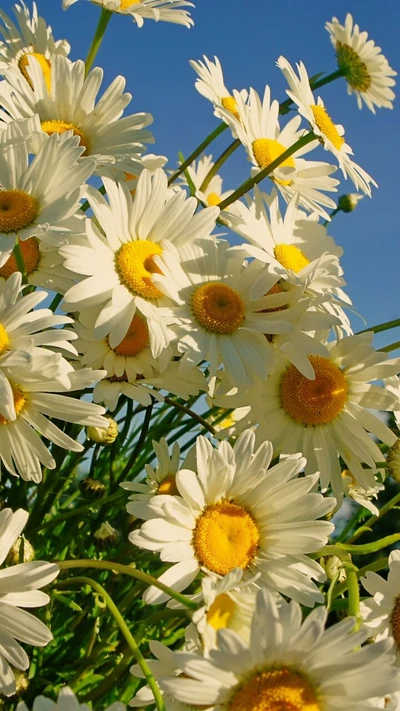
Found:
130,430 -> 335,607
61,171 -> 219,358
0,508 -> 59,697
0,55 -> 153,174
160,589 -> 400,711
341,468 -> 385,516
0,122 -> 94,267
218,85 -> 340,219
249,332 -> 400,503
190,55 -> 247,122
16,686 -> 125,710
326,13 -> 397,113
62,0 -> 194,29
0,1 -> 70,87
361,550 -> 400,660
277,56 -> 377,196
177,154 -> 233,207
0,360 -> 107,482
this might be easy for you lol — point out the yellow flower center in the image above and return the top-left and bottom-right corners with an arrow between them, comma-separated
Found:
280,355 -> 348,426
120,0 -> 141,7
18,52 -> 52,93
0,191 -> 39,234
40,120 -> 91,155
252,139 -> 295,185
115,240 -> 164,301
207,192 -> 221,206
310,105 -> 345,151
273,244 -> 310,273
260,283 -> 288,313
391,597 -> 400,651
221,95 -> 240,120
0,386 -> 26,425
206,593 -> 236,631
341,468 -> 356,487
0,238 -> 40,279
112,315 -> 149,356
157,474 -> 179,496
191,282 -> 245,334
0,324 -> 10,355
193,501 -> 260,575
336,42 -> 372,92
228,668 -> 321,711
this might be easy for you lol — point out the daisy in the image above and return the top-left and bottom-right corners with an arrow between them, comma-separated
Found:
218,85 -> 340,219
17,686 -> 125,710
130,429 -> 335,607
160,589 -> 400,711
326,13 -> 397,113
0,122 -> 94,267
61,171 -> 219,358
249,332 -> 400,503
0,1 -> 70,86
341,468 -> 385,516
190,55 -> 247,122
361,550 -> 400,661
177,154 -> 233,207
277,56 -> 377,195
0,55 -> 153,174
62,0 -> 194,29
0,508 -> 59,697
0,359 -> 107,482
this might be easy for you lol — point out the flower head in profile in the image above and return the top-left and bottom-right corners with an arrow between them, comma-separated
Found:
177,154 -> 233,208
0,508 -> 59,697
190,55 -> 247,122
326,13 -> 396,112
62,0 -> 194,28
361,550 -> 400,662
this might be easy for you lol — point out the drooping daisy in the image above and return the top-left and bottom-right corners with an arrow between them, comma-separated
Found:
160,589 -> 400,711
177,154 -> 233,207
0,55 -> 153,174
277,56 -> 377,195
130,430 -> 335,607
361,550 -> 400,661
62,0 -> 194,29
341,468 -> 385,516
16,686 -> 125,710
61,171 -> 219,357
326,13 -> 397,113
0,122 -> 94,266
190,55 -> 247,122
0,1 -> 70,88
218,85 -> 340,219
0,508 -> 59,697
0,360 -> 107,482
250,332 -> 400,502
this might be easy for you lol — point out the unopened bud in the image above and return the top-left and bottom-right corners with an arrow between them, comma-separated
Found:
387,439 -> 400,482
338,193 -> 364,213
86,416 -> 118,445
80,477 -> 106,499
94,522 -> 120,550
6,536 -> 35,565
322,555 -> 345,581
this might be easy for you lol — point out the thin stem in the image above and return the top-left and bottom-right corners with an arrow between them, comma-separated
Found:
168,123 -> 228,185
164,396 -> 216,435
199,139 -> 241,194
347,491 -> 400,544
57,559 -> 198,609
13,240 -> 28,284
85,8 -> 112,75
356,317 -> 400,336
49,292 -> 63,312
113,400 -> 154,489
332,557 -> 388,599
380,340 -> 400,353
322,207 -> 340,227
56,577 -> 165,711
218,132 -> 316,211
320,547 -> 360,625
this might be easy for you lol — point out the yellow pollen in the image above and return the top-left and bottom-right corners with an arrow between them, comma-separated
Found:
191,282 -> 245,334
0,324 -> 10,355
341,469 -> 356,486
207,192 -> 221,206
40,120 -> 91,154
120,0 -> 141,8
112,315 -> 149,356
0,238 -> 40,279
193,501 -> 260,576
280,355 -> 348,426
206,593 -> 236,631
157,475 -> 179,496
310,105 -> 345,151
0,386 -> 26,425
0,191 -> 38,234
274,244 -> 310,273
260,283 -> 288,313
252,139 -> 295,185
391,598 -> 400,651
221,95 -> 240,120
18,52 -> 52,93
115,240 -> 164,301
228,667 -> 321,711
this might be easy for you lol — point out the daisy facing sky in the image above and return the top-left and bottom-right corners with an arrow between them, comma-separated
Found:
62,0 -> 194,29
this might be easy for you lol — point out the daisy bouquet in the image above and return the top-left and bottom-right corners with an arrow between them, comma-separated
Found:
0,1 -> 399,710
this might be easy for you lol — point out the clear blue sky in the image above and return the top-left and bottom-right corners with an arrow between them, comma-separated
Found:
3,0 -> 400,345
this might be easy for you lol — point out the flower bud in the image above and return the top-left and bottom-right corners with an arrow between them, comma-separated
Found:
80,477 -> 106,499
387,439 -> 400,482
338,193 -> 364,213
86,416 -> 118,445
322,555 -> 345,581
94,522 -> 120,550
6,536 -> 35,565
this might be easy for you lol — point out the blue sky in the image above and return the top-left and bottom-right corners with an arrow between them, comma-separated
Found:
3,0 -> 400,346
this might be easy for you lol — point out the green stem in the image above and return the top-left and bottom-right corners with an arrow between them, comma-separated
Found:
218,132 -> 316,211
380,340 -> 400,353
168,123 -> 228,185
57,559 -> 198,609
199,139 -> 241,194
49,292 -> 63,312
322,207 -> 341,227
163,397 -> 216,436
332,557 -> 388,599
356,317 -> 400,336
13,240 -> 28,284
56,577 -> 165,711
321,548 -> 360,624
347,492 -> 400,544
319,534 -> 400,557
85,8 -> 112,75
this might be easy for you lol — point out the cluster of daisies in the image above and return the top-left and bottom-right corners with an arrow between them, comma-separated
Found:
0,1 -> 400,709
